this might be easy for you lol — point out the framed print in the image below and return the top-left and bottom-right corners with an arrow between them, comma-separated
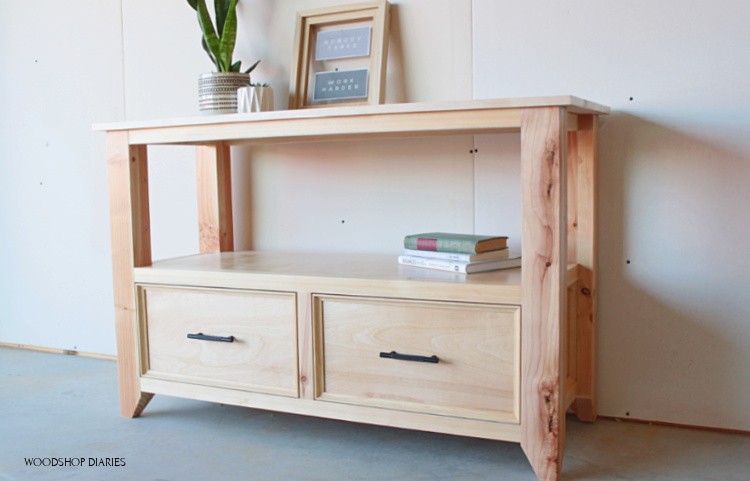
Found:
289,1 -> 390,109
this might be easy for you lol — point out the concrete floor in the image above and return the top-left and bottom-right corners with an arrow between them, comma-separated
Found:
1,347 -> 748,481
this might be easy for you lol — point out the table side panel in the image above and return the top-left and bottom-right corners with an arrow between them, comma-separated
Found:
520,107 -> 568,481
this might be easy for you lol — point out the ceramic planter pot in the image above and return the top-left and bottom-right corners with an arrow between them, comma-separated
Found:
198,72 -> 250,114
237,86 -> 274,113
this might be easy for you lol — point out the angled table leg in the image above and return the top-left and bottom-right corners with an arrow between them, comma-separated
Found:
106,131 -> 153,418
520,107 -> 568,481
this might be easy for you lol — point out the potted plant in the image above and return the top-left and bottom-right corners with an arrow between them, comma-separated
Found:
187,0 -> 260,114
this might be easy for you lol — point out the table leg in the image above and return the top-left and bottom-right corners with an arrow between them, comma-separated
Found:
106,132 -> 153,418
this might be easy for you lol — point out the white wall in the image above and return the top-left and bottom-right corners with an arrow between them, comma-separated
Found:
472,0 -> 750,432
1,0 -> 748,431
0,0 -> 124,354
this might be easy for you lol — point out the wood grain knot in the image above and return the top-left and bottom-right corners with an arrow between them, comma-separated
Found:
581,287 -> 591,296
539,380 -> 559,435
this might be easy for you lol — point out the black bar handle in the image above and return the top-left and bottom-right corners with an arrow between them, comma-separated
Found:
187,332 -> 235,343
379,351 -> 439,364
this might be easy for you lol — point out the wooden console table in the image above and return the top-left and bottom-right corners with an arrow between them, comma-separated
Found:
95,96 -> 608,481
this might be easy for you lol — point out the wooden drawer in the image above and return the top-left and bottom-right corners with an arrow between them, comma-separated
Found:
137,285 -> 298,397
313,295 -> 520,423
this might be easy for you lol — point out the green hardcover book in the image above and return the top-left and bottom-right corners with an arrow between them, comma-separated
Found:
403,232 -> 508,255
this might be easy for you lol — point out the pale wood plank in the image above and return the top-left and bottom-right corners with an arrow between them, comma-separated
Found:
127,108 -> 523,146
372,0 -> 390,104
566,127 -> 580,400
93,96 -> 610,133
136,251 -> 522,285
572,115 -> 598,422
567,121 -> 579,265
106,131 -> 153,418
140,377 -> 522,443
287,12 -> 305,110
196,144 -> 234,253
520,107 -> 568,481
133,251 -> 523,305
297,289 -> 315,400
566,282 -> 578,394
294,0 -> 387,19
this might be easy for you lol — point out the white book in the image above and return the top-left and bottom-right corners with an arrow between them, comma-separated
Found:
401,247 -> 509,262
397,255 -> 521,274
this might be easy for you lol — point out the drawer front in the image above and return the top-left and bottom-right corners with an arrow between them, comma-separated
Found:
314,295 -> 520,423
138,285 -> 298,397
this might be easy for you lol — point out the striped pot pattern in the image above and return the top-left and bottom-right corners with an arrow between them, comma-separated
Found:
198,72 -> 250,114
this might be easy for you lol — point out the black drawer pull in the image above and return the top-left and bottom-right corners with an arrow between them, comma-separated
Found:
187,333 -> 235,343
379,351 -> 439,364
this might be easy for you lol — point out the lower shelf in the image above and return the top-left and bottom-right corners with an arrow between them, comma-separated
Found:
134,250 -> 523,305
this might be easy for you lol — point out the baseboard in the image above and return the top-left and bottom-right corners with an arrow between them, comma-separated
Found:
599,415 -> 750,436
0,342 -> 116,361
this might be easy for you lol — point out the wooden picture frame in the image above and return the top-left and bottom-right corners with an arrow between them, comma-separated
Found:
289,0 -> 390,109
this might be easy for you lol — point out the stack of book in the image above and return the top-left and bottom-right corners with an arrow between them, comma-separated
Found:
398,232 -> 521,274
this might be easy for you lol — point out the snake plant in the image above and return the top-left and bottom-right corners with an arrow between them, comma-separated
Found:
186,0 -> 259,73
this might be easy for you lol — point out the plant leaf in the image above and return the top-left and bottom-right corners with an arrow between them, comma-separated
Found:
196,0 -> 223,70
202,37 -> 220,71
214,0 -> 232,38
218,0 -> 238,73
244,59 -> 260,74
186,0 -> 198,11
231,60 -> 241,72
